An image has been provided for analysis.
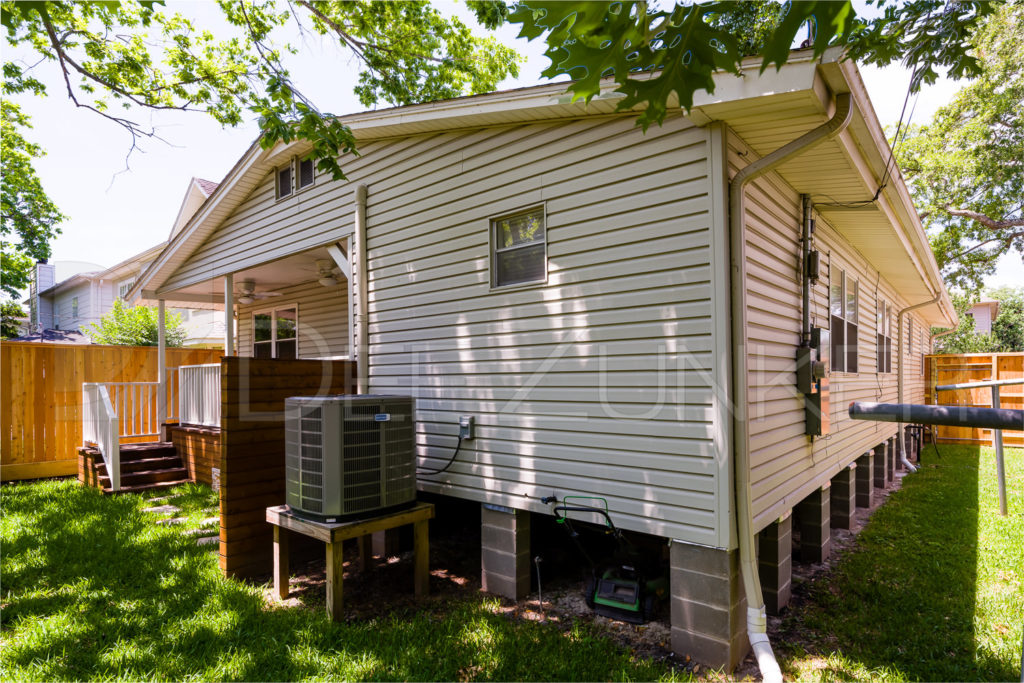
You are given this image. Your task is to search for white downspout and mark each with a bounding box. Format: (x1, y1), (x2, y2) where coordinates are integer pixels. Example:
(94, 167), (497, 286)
(896, 294), (942, 472)
(354, 184), (369, 394)
(729, 92), (853, 683)
(224, 273), (235, 356)
(157, 299), (167, 433)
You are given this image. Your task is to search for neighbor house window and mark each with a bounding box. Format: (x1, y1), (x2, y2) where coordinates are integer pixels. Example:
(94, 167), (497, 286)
(830, 268), (858, 372)
(877, 299), (892, 373)
(276, 164), (293, 199)
(118, 279), (135, 300)
(253, 305), (297, 359)
(298, 157), (315, 190)
(492, 207), (546, 288)
(71, 297), (79, 320)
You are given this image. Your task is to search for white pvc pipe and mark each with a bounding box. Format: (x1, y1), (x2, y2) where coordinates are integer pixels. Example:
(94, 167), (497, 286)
(896, 294), (941, 472)
(729, 92), (853, 683)
(157, 299), (167, 433)
(224, 273), (235, 356)
(354, 185), (369, 394)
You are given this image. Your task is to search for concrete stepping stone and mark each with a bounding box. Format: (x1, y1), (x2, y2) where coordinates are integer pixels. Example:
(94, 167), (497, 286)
(199, 516), (219, 527)
(183, 527), (219, 537)
(156, 517), (186, 526)
(143, 504), (180, 515)
(148, 496), (171, 504)
(196, 535), (219, 546)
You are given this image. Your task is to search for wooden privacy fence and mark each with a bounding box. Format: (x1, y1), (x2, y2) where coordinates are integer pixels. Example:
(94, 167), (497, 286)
(925, 352), (1024, 447)
(1, 342), (223, 481)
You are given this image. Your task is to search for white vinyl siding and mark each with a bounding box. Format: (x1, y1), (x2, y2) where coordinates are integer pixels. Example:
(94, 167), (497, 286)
(236, 280), (349, 358)
(163, 151), (356, 291)
(166, 113), (727, 546)
(359, 115), (725, 545)
(730, 129), (931, 532)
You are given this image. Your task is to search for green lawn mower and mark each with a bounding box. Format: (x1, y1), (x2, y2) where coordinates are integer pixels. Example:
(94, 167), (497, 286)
(543, 496), (668, 624)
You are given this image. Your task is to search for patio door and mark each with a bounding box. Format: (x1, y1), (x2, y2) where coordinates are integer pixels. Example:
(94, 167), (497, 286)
(253, 305), (297, 359)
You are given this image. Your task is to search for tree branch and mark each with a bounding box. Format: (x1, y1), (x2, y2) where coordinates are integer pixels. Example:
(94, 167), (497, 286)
(950, 230), (1024, 260)
(944, 206), (1024, 229)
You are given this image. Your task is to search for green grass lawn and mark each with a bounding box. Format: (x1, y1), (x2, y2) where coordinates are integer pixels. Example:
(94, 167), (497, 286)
(777, 445), (1024, 682)
(0, 480), (683, 682)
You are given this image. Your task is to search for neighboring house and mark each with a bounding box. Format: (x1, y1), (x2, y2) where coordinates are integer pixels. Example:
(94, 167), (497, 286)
(26, 178), (226, 347)
(966, 299), (999, 335)
(129, 49), (955, 671)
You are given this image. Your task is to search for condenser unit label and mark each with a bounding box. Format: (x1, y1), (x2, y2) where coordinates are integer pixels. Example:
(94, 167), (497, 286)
(374, 413), (391, 422)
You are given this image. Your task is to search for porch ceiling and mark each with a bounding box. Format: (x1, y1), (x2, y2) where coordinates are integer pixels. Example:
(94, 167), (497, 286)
(146, 246), (344, 305)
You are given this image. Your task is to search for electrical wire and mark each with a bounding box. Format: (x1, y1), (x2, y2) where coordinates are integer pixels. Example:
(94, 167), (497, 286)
(813, 69), (921, 211)
(416, 436), (463, 476)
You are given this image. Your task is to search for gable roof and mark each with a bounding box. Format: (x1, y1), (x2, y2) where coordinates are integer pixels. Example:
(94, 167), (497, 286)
(127, 48), (955, 326)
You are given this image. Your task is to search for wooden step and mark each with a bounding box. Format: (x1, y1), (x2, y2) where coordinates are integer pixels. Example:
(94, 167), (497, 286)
(95, 455), (183, 475)
(105, 478), (193, 495)
(100, 467), (189, 488)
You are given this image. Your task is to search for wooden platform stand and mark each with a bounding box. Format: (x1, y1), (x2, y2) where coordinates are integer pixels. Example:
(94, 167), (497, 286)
(266, 501), (435, 621)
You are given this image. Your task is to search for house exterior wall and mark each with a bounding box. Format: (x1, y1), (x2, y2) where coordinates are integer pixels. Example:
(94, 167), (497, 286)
(728, 129), (932, 531)
(53, 281), (103, 333)
(163, 160), (357, 292)
(182, 113), (732, 547)
(361, 115), (730, 546)
(235, 280), (350, 359)
(178, 308), (227, 347)
(967, 302), (996, 335)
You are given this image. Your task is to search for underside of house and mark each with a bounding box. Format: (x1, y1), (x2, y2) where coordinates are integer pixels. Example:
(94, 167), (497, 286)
(80, 47), (956, 672)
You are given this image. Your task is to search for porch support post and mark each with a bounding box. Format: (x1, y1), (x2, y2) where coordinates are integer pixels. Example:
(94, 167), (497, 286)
(157, 299), (167, 430)
(224, 273), (234, 355)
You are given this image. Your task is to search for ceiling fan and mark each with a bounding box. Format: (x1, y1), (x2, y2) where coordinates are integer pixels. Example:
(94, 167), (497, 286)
(316, 259), (339, 287)
(236, 279), (282, 305)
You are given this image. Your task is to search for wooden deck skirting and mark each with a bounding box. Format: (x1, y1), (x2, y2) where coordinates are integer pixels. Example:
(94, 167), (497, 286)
(219, 357), (356, 580)
(171, 424), (221, 487)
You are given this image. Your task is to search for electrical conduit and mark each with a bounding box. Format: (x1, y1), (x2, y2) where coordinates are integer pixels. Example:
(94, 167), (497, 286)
(729, 92), (853, 683)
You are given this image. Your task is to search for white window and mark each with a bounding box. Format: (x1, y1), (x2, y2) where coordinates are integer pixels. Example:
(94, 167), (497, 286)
(877, 299), (892, 373)
(276, 164), (293, 200)
(71, 297), (79, 320)
(491, 207), (546, 288)
(252, 305), (298, 359)
(118, 279), (135, 300)
(829, 268), (858, 373)
(297, 157), (315, 190)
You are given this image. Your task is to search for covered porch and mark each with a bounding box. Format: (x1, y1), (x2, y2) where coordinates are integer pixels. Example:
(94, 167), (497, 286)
(80, 241), (361, 576)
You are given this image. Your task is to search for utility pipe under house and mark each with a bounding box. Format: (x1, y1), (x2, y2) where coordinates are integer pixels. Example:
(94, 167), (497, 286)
(729, 91), (853, 683)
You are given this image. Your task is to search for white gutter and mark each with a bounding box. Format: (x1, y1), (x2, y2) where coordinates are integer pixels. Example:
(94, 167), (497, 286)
(354, 185), (369, 394)
(896, 293), (943, 472)
(729, 91), (854, 683)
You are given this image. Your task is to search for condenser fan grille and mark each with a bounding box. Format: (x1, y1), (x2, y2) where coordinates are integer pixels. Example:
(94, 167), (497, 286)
(285, 395), (417, 520)
(286, 405), (324, 513)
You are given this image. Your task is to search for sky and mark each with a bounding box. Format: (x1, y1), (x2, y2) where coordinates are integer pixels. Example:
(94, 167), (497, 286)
(6, 0), (1022, 291)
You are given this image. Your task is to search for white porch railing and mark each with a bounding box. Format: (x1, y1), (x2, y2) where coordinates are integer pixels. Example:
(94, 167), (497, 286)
(82, 383), (121, 491)
(178, 364), (221, 428)
(104, 382), (162, 439)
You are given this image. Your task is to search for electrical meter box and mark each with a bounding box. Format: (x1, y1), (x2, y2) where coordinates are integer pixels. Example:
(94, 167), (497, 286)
(800, 327), (830, 436)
